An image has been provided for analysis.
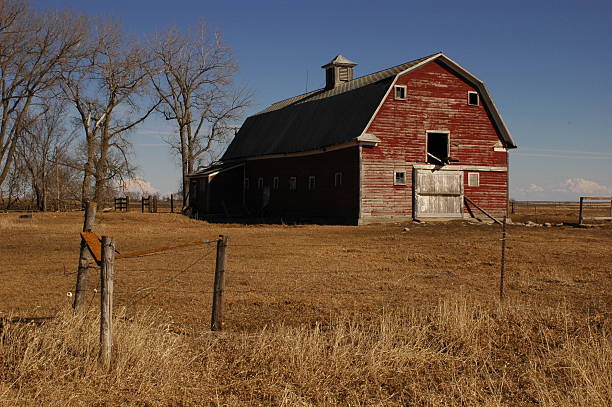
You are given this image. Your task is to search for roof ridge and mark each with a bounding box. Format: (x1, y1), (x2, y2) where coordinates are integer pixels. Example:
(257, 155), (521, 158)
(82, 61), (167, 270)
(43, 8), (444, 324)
(346, 52), (440, 85)
(255, 52), (442, 115)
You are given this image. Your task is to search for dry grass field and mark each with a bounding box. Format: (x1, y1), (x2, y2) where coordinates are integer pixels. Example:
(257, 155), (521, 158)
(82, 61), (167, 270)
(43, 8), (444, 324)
(0, 209), (610, 406)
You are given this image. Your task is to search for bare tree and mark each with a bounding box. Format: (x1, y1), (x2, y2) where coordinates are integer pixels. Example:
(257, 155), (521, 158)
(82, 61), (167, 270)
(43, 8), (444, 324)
(16, 100), (73, 211)
(60, 19), (158, 205)
(0, 2), (88, 190)
(0, 153), (27, 209)
(150, 22), (251, 210)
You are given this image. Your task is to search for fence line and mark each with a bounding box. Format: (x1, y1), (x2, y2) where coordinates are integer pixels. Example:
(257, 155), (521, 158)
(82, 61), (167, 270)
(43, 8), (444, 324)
(64, 218), (586, 362)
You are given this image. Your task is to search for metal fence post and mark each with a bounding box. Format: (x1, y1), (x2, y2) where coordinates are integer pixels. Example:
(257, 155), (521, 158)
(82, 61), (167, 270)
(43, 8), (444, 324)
(211, 235), (228, 331)
(499, 216), (507, 301)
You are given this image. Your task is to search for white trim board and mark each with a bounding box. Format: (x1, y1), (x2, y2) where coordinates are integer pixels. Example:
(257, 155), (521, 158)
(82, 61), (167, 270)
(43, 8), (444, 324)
(410, 164), (507, 172)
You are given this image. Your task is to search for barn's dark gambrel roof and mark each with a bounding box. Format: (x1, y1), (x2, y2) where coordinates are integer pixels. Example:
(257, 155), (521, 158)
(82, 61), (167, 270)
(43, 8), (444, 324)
(222, 53), (515, 161)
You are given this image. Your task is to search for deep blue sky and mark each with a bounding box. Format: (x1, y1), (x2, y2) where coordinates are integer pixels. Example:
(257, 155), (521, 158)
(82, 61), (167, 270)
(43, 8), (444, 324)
(37, 0), (612, 200)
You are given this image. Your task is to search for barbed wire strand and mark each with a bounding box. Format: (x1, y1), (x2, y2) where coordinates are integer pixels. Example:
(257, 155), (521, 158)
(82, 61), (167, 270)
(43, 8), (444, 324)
(119, 248), (214, 306)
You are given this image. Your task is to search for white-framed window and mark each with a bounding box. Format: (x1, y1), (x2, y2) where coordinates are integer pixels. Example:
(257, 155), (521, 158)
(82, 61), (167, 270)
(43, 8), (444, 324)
(257, 177), (264, 189)
(394, 85), (407, 100)
(244, 177), (250, 190)
(273, 176), (279, 190)
(334, 172), (343, 187)
(468, 172), (480, 187)
(468, 91), (479, 106)
(308, 176), (316, 191)
(289, 176), (297, 191)
(394, 170), (407, 186)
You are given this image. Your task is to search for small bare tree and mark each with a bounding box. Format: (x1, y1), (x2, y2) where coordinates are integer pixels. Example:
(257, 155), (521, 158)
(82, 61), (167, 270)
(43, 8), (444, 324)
(150, 22), (251, 210)
(0, 2), (87, 190)
(16, 100), (74, 211)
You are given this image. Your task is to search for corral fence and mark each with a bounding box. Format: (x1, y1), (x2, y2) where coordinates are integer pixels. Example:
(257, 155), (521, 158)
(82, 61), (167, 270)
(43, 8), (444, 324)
(113, 194), (183, 213)
(578, 196), (612, 225)
(509, 199), (612, 224)
(0, 197), (83, 212)
(0, 195), (183, 213)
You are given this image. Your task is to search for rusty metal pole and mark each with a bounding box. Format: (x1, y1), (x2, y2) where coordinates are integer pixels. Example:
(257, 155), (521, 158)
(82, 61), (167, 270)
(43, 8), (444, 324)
(499, 216), (507, 301)
(578, 197), (584, 225)
(211, 235), (228, 331)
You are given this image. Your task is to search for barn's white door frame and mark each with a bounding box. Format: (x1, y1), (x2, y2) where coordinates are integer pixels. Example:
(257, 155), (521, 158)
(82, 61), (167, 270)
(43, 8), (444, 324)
(413, 168), (464, 218)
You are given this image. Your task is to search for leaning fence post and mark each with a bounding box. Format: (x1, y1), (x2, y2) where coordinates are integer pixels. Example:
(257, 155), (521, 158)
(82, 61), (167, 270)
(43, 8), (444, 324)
(499, 216), (507, 301)
(99, 236), (115, 369)
(73, 201), (97, 310)
(211, 235), (228, 331)
(578, 197), (584, 225)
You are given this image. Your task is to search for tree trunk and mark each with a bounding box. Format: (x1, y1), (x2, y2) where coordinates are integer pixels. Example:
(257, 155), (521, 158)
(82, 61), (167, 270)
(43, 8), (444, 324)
(73, 201), (97, 310)
(81, 132), (96, 205)
(179, 126), (189, 212)
(41, 165), (47, 212)
(94, 130), (111, 204)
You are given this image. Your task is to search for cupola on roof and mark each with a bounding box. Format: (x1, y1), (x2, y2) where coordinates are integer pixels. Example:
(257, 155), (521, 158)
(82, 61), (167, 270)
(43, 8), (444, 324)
(322, 54), (358, 90)
(321, 54), (358, 68)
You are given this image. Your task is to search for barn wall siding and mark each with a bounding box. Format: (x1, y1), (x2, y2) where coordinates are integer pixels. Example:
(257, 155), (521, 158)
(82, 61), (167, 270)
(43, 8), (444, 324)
(245, 147), (360, 223)
(464, 171), (508, 215)
(361, 61), (509, 220)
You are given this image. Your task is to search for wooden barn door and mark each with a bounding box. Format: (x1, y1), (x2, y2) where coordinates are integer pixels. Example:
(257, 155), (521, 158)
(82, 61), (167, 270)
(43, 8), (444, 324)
(414, 169), (463, 218)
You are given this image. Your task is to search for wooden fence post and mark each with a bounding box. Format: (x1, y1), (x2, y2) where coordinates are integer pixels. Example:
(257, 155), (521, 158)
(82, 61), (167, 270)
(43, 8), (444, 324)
(578, 197), (584, 225)
(170, 194), (174, 213)
(73, 201), (97, 310)
(141, 196), (145, 213)
(99, 236), (115, 369)
(499, 216), (507, 301)
(150, 196), (157, 213)
(211, 235), (228, 331)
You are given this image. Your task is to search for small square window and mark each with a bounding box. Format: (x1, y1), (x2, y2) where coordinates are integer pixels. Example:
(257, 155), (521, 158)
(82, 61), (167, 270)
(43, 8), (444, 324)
(308, 176), (316, 191)
(468, 91), (479, 106)
(394, 85), (407, 100)
(244, 178), (250, 190)
(257, 177), (264, 189)
(468, 172), (480, 187)
(273, 176), (279, 190)
(394, 170), (406, 186)
(334, 172), (343, 187)
(289, 176), (297, 191)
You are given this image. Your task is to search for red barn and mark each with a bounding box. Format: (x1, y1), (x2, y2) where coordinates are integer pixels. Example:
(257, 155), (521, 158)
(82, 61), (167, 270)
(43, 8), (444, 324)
(188, 52), (516, 224)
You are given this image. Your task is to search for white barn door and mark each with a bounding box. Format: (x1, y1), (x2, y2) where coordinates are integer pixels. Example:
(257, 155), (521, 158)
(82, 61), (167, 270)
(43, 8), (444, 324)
(414, 169), (464, 218)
